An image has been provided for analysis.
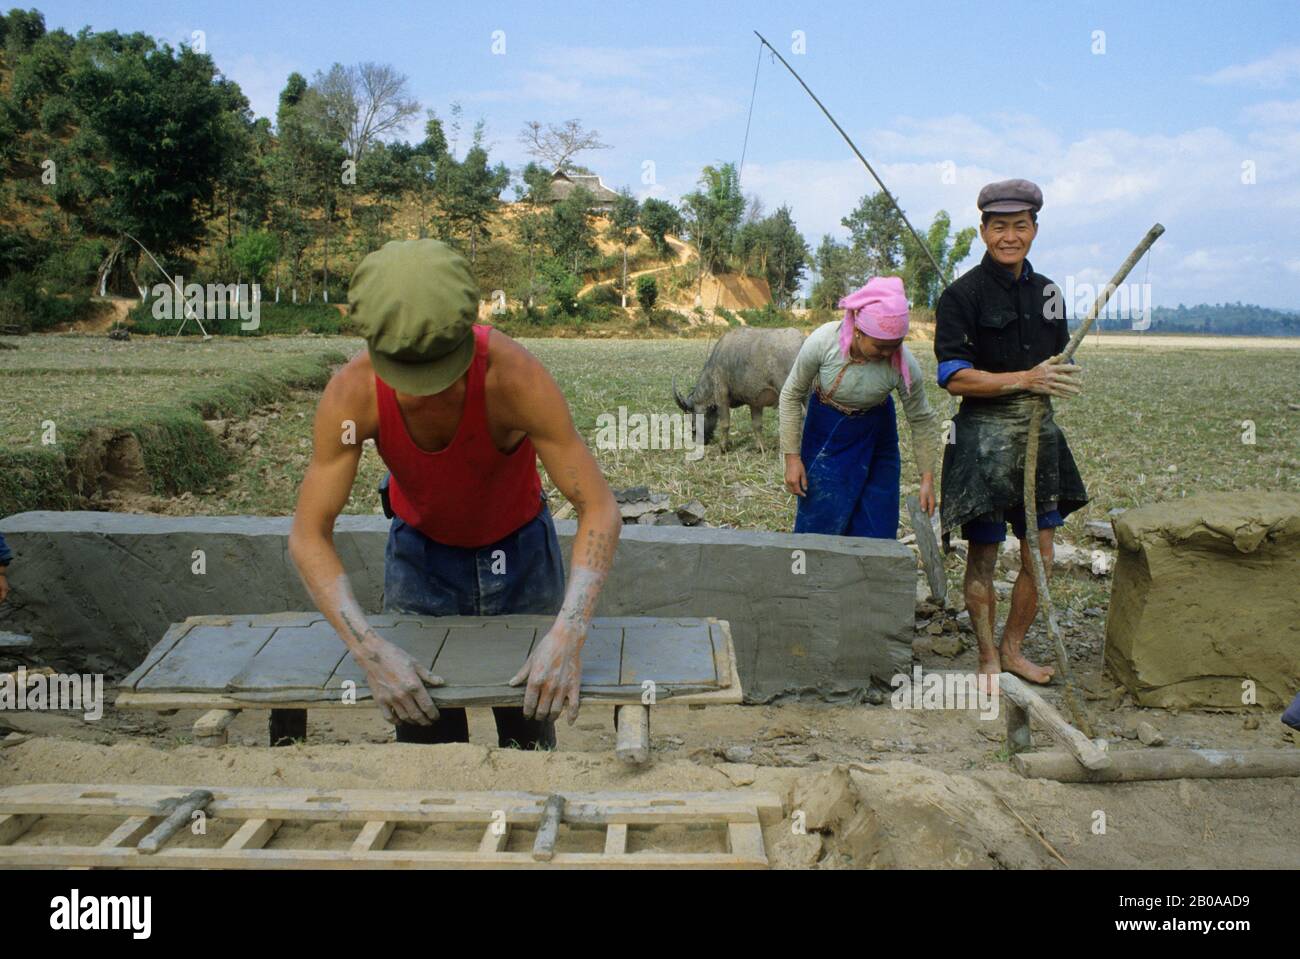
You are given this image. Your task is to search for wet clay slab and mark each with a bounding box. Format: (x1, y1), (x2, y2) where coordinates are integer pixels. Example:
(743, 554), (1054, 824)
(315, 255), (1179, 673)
(119, 613), (736, 705)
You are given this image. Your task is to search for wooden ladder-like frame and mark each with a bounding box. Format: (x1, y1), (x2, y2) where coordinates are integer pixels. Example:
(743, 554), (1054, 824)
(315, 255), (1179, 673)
(0, 784), (782, 869)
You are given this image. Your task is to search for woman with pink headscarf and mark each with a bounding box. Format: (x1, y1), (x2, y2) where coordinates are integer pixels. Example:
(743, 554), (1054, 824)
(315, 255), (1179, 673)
(777, 277), (940, 537)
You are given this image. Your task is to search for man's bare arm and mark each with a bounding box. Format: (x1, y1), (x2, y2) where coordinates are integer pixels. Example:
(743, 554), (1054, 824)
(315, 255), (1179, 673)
(288, 366), (441, 725)
(498, 338), (621, 722)
(945, 359), (1081, 399)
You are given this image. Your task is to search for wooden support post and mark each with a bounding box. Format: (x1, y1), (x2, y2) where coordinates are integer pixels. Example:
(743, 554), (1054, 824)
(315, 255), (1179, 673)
(999, 673), (1110, 770)
(351, 820), (394, 854)
(727, 822), (766, 862)
(531, 794), (565, 862)
(1005, 699), (1032, 755)
(225, 818), (281, 851)
(604, 823), (628, 856)
(193, 709), (238, 747)
(1015, 747), (1300, 783)
(615, 704), (650, 764)
(100, 816), (157, 849)
(138, 789), (213, 855)
(478, 821), (509, 854)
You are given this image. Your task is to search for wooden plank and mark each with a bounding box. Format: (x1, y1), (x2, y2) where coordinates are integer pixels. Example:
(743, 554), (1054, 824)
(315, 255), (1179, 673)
(532, 795), (565, 862)
(727, 822), (766, 862)
(478, 822), (509, 854)
(603, 823), (628, 856)
(0, 813), (38, 845)
(615, 705), (650, 764)
(226, 818), (281, 850)
(100, 816), (157, 849)
(193, 709), (239, 747)
(999, 673), (1111, 770)
(1014, 748), (1300, 783)
(351, 820), (395, 853)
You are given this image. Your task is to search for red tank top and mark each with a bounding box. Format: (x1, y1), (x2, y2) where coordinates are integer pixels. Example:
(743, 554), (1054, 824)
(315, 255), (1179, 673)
(375, 325), (543, 548)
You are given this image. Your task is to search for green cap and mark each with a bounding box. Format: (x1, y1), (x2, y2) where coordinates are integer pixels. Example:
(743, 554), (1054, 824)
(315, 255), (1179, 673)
(349, 239), (479, 396)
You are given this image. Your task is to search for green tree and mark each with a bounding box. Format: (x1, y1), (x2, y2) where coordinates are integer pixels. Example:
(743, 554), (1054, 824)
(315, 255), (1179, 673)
(436, 123), (510, 263)
(682, 163), (744, 296)
(902, 209), (975, 308)
(842, 191), (904, 280)
(638, 197), (681, 260)
(636, 274), (658, 311)
(544, 185), (597, 275)
(605, 188), (640, 307)
(810, 235), (856, 310)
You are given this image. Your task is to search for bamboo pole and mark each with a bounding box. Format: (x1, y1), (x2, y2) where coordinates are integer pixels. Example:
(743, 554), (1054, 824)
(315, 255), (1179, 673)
(1021, 224), (1164, 735)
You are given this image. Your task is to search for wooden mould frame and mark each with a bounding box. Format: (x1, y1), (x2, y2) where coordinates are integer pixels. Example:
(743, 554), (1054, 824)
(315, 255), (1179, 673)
(115, 615), (743, 713)
(0, 784), (781, 869)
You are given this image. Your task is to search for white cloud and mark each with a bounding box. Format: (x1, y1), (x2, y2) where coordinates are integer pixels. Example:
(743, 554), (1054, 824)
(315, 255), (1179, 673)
(1200, 45), (1300, 88)
(1241, 98), (1300, 124)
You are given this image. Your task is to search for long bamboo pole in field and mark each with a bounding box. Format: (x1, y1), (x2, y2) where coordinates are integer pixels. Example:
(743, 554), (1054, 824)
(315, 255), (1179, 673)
(1023, 223), (1164, 735)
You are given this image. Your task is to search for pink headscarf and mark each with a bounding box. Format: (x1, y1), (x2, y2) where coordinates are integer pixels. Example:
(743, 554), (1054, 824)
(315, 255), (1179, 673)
(838, 276), (912, 393)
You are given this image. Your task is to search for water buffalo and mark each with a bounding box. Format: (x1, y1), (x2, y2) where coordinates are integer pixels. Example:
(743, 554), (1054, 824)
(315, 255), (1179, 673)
(672, 326), (804, 451)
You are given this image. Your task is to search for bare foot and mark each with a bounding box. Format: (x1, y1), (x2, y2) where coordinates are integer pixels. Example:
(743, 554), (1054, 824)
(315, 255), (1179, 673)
(1001, 650), (1055, 684)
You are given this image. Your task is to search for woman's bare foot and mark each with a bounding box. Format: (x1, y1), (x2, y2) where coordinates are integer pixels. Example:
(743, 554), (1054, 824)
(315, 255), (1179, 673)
(1001, 650), (1055, 684)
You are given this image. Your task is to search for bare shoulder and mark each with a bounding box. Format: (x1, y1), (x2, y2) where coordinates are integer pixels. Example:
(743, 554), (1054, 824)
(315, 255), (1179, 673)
(485, 327), (569, 430)
(318, 350), (378, 436)
(486, 327), (552, 393)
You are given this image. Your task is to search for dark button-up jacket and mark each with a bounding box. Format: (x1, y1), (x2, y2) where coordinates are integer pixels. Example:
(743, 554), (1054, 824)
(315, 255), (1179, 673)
(934, 253), (1068, 384)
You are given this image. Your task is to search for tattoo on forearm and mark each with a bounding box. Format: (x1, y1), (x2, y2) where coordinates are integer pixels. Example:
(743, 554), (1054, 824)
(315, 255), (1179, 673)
(557, 566), (606, 634)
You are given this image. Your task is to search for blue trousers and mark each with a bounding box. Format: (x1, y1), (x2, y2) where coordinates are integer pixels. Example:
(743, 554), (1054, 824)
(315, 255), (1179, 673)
(794, 391), (901, 539)
(382, 499), (566, 747)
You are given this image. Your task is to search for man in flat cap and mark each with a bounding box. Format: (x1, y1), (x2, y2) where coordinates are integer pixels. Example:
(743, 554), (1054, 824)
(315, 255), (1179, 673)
(933, 179), (1087, 685)
(289, 239), (620, 745)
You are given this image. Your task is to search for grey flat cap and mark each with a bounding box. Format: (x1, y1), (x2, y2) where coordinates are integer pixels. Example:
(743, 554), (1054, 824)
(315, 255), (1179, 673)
(977, 178), (1043, 214)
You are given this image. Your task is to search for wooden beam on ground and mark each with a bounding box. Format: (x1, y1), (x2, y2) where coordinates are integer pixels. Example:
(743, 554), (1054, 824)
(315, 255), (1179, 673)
(603, 823), (628, 856)
(1014, 747), (1300, 783)
(351, 820), (394, 854)
(615, 705), (650, 764)
(999, 673), (1111, 770)
(0, 813), (37, 845)
(193, 709), (239, 747)
(138, 789), (213, 855)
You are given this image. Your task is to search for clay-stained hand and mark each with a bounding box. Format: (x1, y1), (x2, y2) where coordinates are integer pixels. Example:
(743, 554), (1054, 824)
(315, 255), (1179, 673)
(784, 454), (808, 497)
(1021, 359), (1082, 398)
(510, 624), (583, 724)
(919, 474), (936, 515)
(357, 634), (443, 726)
(0, 570), (8, 605)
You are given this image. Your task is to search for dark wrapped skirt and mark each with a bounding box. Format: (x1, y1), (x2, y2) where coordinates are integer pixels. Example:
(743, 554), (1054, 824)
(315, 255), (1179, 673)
(939, 394), (1088, 535)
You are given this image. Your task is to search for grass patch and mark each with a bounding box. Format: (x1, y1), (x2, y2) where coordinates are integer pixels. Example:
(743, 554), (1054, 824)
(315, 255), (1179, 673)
(0, 335), (347, 512)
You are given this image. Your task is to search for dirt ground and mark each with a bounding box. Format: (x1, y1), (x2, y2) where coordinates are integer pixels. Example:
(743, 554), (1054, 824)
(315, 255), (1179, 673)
(3, 634), (1297, 869)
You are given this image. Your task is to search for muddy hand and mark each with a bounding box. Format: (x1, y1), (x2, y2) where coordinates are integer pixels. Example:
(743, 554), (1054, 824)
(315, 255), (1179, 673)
(510, 624), (583, 724)
(1022, 358), (1082, 398)
(358, 634), (443, 726)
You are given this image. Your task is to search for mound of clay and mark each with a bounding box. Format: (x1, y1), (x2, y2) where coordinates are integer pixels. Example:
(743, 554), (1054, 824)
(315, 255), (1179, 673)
(1105, 492), (1300, 709)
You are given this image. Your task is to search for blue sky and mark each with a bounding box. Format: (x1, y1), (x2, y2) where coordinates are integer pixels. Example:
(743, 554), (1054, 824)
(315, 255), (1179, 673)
(38, 0), (1300, 308)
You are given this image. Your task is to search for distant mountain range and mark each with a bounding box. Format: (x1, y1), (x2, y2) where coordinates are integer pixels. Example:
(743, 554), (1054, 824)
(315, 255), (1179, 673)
(1087, 303), (1300, 336)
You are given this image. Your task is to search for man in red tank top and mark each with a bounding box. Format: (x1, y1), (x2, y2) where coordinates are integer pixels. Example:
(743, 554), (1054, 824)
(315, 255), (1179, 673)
(289, 240), (621, 746)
